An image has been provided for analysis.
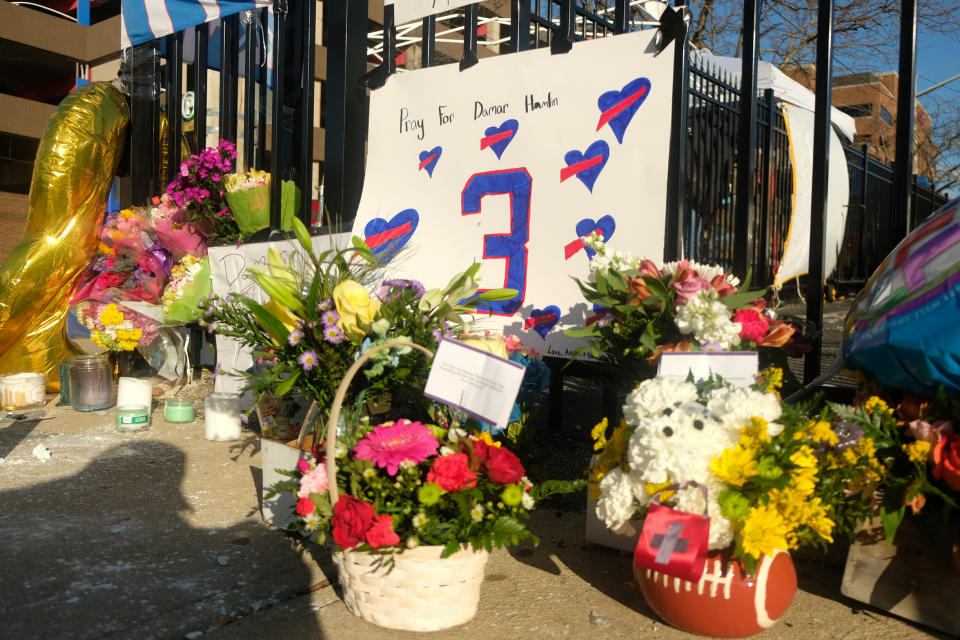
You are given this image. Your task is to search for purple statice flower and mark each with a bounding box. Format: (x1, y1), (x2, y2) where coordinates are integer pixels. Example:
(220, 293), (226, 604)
(321, 310), (339, 326)
(299, 350), (319, 371)
(318, 298), (333, 312)
(213, 363), (222, 379)
(323, 324), (345, 345)
(378, 278), (427, 301)
(288, 329), (304, 346)
(240, 413), (249, 424)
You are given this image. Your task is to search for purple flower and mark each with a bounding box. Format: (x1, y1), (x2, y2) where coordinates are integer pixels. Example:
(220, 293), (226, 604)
(288, 329), (303, 346)
(299, 350), (319, 371)
(318, 298), (333, 311)
(323, 325), (345, 345)
(321, 310), (339, 326)
(240, 413), (249, 424)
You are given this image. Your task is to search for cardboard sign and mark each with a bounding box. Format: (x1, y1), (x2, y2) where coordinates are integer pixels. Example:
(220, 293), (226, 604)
(423, 338), (526, 429)
(351, 29), (674, 359)
(657, 351), (759, 388)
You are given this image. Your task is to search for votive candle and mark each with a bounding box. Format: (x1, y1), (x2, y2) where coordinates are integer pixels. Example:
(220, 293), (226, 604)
(164, 400), (195, 423)
(117, 377), (153, 412)
(204, 392), (242, 441)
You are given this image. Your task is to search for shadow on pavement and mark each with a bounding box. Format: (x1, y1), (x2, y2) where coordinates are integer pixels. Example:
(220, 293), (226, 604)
(0, 441), (325, 639)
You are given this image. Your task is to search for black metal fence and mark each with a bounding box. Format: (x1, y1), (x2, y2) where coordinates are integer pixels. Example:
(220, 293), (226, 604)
(129, 0), (947, 288)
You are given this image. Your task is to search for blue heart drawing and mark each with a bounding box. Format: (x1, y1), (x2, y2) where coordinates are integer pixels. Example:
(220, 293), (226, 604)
(563, 140), (610, 193)
(363, 209), (419, 264)
(597, 77), (651, 144)
(528, 305), (561, 340)
(418, 146), (442, 177)
(575, 215), (617, 259)
(482, 119), (519, 159)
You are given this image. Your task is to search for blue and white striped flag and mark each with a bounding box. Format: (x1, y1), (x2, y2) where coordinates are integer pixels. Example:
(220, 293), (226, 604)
(121, 0), (272, 49)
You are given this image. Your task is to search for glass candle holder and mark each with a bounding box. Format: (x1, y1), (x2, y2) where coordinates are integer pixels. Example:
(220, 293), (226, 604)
(116, 404), (150, 432)
(164, 400), (195, 423)
(0, 372), (46, 411)
(68, 354), (113, 412)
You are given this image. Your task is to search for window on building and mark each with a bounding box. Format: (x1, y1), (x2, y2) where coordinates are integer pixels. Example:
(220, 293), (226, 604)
(880, 106), (893, 125)
(839, 103), (873, 118)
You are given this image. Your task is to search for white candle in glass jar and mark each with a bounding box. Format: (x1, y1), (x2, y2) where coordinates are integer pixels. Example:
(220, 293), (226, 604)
(204, 392), (242, 441)
(117, 377), (153, 412)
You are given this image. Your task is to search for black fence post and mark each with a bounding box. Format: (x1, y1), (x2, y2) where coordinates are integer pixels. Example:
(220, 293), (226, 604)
(663, 2), (688, 262)
(422, 15), (436, 67)
(194, 26), (208, 153)
(510, 0), (530, 53)
(859, 144), (870, 278)
(461, 3), (479, 70)
(613, 0), (629, 34)
(165, 33), (183, 186)
(324, 0), (369, 226)
(243, 10), (257, 170)
(299, 0), (316, 226)
(219, 13), (240, 145)
(803, 0), (835, 384)
(256, 7), (267, 171)
(757, 88), (775, 286)
(733, 0), (759, 278)
(890, 0), (917, 250)
(269, 1), (287, 229)
(130, 41), (161, 205)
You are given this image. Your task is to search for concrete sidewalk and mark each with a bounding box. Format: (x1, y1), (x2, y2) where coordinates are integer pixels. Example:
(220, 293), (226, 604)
(0, 378), (948, 640)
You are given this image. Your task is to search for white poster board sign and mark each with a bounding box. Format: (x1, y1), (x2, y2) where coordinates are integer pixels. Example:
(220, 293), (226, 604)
(386, 0), (476, 24)
(657, 351), (759, 388)
(351, 29), (674, 359)
(207, 234), (350, 395)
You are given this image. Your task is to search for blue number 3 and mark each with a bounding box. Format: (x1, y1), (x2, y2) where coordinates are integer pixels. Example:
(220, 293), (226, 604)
(461, 168), (532, 315)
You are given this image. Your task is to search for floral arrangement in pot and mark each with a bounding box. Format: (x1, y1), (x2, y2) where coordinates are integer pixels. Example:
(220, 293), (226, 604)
(567, 234), (809, 389)
(270, 340), (583, 632)
(589, 371), (884, 637)
(197, 220), (520, 433)
(836, 382), (960, 551)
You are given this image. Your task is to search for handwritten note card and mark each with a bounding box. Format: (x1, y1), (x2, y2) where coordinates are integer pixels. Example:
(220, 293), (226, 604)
(423, 338), (526, 429)
(657, 351), (759, 388)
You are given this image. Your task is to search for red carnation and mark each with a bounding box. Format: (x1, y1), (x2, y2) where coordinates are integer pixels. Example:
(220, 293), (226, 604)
(483, 446), (525, 484)
(296, 497), (316, 516)
(933, 431), (960, 492)
(734, 308), (771, 344)
(427, 453), (477, 491)
(331, 495), (376, 549)
(365, 514), (401, 549)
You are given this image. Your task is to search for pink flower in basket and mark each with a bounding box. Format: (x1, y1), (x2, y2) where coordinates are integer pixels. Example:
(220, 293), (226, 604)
(353, 419), (439, 475)
(297, 462), (329, 499)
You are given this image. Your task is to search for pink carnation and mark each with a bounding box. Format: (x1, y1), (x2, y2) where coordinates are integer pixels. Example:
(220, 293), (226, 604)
(297, 462), (329, 499)
(354, 419), (439, 476)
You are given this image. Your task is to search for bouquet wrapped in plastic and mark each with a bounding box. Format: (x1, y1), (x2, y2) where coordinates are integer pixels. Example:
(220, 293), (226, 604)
(149, 193), (207, 259)
(224, 169), (270, 235)
(162, 254), (211, 323)
(74, 300), (159, 351)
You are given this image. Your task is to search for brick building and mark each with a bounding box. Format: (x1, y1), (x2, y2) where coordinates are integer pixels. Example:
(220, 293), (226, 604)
(783, 64), (936, 181)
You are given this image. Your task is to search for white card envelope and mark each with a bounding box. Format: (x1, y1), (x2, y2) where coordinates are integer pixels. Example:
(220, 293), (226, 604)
(424, 338), (526, 429)
(657, 351), (759, 388)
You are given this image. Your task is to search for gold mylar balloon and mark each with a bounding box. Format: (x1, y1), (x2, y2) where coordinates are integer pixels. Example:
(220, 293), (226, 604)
(0, 82), (129, 389)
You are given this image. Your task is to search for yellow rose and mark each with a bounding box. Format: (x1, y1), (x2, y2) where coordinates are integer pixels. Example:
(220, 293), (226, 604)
(333, 280), (381, 338)
(458, 333), (508, 359)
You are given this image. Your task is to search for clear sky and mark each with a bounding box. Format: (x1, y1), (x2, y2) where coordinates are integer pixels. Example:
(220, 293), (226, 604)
(916, 28), (960, 103)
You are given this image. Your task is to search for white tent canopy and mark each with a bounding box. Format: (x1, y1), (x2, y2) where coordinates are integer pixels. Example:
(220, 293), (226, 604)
(692, 51), (857, 140)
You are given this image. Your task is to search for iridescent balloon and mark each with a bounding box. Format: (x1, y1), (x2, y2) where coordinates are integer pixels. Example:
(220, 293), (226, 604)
(844, 197), (960, 395)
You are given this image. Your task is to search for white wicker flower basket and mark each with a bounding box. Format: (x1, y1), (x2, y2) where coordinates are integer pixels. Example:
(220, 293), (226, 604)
(321, 340), (489, 632)
(333, 544), (488, 631)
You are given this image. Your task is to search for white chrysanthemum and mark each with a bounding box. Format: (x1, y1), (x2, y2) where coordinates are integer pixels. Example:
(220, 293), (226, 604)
(470, 504), (484, 523)
(412, 513), (428, 529)
(521, 491), (535, 510)
(707, 386), (783, 436)
(623, 377), (699, 426)
(627, 404), (730, 489)
(675, 292), (742, 349)
(596, 467), (637, 531)
(673, 481), (734, 550)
